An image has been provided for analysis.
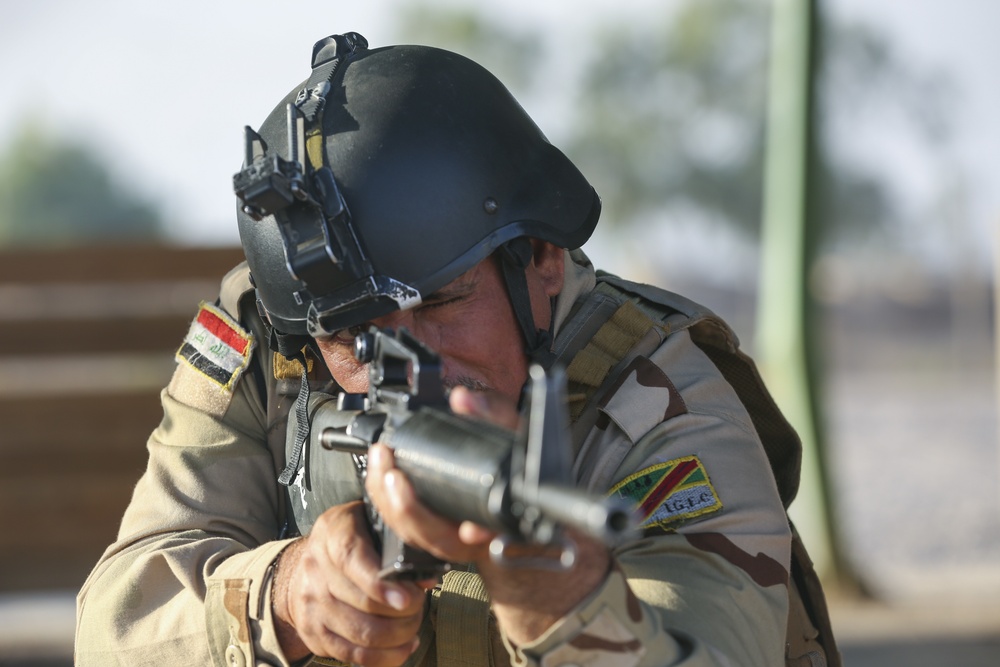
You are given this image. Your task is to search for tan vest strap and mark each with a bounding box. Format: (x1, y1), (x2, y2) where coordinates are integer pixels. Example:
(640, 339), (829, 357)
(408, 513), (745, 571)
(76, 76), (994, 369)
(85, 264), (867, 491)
(434, 570), (495, 667)
(565, 299), (654, 421)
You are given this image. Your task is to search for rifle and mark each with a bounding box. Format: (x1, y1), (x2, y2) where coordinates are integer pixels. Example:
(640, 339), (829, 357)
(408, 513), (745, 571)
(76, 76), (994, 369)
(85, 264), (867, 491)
(292, 327), (637, 580)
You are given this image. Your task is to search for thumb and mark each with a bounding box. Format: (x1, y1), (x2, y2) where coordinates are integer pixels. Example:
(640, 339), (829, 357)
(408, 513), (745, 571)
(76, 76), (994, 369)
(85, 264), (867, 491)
(449, 386), (520, 430)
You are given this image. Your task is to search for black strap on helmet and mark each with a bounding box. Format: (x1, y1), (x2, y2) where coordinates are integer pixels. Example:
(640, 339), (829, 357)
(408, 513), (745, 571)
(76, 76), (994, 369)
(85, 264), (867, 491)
(235, 32), (392, 340)
(497, 238), (556, 369)
(255, 294), (319, 490)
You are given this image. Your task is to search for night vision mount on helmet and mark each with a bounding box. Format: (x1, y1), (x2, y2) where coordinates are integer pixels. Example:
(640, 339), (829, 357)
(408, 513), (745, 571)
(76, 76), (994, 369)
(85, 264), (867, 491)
(234, 32), (601, 362)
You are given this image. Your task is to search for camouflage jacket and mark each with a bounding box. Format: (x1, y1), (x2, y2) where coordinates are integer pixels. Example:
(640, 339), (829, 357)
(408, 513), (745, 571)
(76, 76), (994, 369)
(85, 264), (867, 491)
(75, 250), (835, 666)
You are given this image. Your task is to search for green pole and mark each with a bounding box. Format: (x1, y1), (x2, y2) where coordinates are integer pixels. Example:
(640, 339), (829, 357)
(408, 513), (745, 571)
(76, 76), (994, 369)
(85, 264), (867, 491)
(756, 0), (839, 580)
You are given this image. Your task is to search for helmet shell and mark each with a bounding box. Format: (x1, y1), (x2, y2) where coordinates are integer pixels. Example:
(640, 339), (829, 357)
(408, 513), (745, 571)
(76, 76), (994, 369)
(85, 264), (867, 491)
(238, 40), (600, 336)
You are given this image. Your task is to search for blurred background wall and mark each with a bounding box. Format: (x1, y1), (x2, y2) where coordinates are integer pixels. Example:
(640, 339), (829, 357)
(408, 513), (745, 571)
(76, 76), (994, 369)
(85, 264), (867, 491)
(1, 0), (998, 664)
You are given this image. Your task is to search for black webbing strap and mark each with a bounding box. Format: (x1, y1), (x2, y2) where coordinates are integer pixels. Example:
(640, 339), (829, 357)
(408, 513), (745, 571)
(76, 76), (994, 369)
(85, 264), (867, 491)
(497, 239), (556, 368)
(273, 329), (314, 489)
(299, 33), (368, 122)
(277, 360), (311, 489)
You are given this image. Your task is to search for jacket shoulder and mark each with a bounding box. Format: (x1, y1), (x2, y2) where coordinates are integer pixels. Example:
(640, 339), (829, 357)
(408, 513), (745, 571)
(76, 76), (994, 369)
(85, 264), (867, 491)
(595, 271), (741, 351)
(217, 261), (256, 323)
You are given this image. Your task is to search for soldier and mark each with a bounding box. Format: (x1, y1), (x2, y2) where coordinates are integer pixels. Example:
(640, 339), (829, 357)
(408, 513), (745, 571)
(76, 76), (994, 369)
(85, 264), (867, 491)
(76, 33), (839, 666)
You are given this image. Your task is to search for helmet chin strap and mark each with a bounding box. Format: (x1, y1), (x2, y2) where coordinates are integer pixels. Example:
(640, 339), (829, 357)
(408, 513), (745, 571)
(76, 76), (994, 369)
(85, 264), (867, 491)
(497, 238), (557, 370)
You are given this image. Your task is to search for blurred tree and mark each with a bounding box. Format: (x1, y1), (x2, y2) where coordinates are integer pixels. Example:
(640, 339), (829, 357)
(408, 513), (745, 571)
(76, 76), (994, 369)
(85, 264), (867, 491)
(0, 122), (163, 245)
(567, 0), (770, 235)
(391, 0), (949, 253)
(567, 0), (907, 246)
(818, 10), (954, 252)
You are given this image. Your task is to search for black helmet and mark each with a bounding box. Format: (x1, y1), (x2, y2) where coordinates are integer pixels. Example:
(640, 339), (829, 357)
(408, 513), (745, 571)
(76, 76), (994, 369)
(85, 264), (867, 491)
(234, 33), (600, 342)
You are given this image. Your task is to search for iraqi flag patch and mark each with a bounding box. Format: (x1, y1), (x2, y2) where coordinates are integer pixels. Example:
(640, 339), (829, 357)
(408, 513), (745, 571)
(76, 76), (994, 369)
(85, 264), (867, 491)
(609, 456), (722, 530)
(176, 303), (254, 391)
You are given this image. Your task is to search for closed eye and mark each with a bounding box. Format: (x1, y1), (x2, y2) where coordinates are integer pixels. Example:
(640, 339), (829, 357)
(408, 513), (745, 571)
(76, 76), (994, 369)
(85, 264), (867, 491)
(330, 324), (367, 344)
(418, 294), (465, 311)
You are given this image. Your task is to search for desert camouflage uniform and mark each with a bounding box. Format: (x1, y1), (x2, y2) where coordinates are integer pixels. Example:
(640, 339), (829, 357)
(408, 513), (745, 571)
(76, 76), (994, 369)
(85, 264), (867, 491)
(76, 250), (836, 666)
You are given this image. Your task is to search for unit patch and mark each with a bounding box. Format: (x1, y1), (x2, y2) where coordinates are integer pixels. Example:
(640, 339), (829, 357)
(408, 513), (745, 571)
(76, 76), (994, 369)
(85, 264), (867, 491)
(273, 350), (314, 380)
(609, 456), (722, 530)
(176, 303), (254, 390)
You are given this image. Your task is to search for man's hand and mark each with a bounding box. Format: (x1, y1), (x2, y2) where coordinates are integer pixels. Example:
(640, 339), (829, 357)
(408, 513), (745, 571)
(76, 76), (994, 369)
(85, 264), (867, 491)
(365, 386), (612, 647)
(271, 500), (432, 666)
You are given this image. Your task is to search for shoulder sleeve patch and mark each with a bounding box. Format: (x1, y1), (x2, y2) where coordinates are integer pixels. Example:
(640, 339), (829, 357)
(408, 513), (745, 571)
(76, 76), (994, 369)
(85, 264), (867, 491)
(176, 302), (255, 391)
(609, 455), (722, 530)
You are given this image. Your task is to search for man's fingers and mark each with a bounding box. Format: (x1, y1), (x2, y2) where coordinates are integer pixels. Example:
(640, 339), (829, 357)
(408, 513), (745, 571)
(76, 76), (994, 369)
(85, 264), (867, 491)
(298, 613), (422, 667)
(282, 502), (428, 667)
(449, 385), (520, 429)
(367, 445), (486, 562)
(309, 501), (424, 616)
(458, 520), (495, 546)
(291, 587), (422, 652)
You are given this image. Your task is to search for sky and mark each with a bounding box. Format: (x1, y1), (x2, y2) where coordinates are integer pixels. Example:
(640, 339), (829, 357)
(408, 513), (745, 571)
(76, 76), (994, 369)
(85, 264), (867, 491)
(1, 0), (997, 280)
(0, 0), (662, 247)
(826, 0), (1000, 276)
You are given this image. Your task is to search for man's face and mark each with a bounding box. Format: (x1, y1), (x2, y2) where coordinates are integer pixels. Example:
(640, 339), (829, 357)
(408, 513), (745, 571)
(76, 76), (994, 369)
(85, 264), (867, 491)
(315, 242), (565, 402)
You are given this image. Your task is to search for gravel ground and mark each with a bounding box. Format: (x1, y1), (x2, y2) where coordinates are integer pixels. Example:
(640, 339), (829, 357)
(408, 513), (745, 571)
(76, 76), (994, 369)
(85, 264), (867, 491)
(827, 368), (1000, 604)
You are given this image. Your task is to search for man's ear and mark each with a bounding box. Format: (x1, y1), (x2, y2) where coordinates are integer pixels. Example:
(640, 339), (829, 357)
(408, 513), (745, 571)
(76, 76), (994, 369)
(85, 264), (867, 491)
(530, 240), (565, 297)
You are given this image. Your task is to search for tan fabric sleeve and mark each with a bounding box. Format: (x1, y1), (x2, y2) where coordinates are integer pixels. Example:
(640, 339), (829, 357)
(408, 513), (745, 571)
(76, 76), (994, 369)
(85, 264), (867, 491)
(501, 326), (792, 666)
(503, 566), (684, 667)
(499, 528), (787, 667)
(76, 343), (299, 665)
